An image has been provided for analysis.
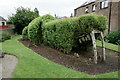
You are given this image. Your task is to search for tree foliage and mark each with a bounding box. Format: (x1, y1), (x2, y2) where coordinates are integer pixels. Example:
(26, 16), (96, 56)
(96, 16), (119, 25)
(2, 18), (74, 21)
(8, 7), (39, 34)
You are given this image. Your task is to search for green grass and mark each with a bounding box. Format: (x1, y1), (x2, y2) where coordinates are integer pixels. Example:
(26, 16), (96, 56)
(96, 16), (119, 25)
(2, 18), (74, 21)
(96, 40), (120, 52)
(0, 35), (119, 78)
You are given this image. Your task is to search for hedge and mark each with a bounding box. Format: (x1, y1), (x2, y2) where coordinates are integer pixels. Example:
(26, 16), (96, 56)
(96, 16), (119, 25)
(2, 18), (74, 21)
(42, 18), (79, 53)
(42, 14), (107, 53)
(22, 26), (28, 40)
(105, 29), (120, 45)
(22, 14), (107, 53)
(0, 33), (11, 42)
(27, 14), (55, 43)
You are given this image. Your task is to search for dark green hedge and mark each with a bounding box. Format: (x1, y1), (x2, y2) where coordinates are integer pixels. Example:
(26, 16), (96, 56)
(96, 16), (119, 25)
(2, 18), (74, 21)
(105, 29), (120, 45)
(0, 33), (11, 42)
(27, 14), (55, 43)
(42, 14), (107, 53)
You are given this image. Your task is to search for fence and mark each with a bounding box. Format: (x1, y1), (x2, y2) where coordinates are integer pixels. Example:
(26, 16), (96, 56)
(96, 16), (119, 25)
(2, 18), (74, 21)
(0, 25), (14, 34)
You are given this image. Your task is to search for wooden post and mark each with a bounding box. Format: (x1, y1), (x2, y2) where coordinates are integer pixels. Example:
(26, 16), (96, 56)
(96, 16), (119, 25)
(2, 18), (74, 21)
(0, 51), (2, 58)
(100, 32), (106, 61)
(91, 31), (98, 64)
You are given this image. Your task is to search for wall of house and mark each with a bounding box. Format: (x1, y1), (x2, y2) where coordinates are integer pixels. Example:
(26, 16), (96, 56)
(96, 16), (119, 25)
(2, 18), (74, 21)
(118, 1), (120, 29)
(74, 1), (119, 34)
(109, 2), (119, 32)
(0, 21), (7, 26)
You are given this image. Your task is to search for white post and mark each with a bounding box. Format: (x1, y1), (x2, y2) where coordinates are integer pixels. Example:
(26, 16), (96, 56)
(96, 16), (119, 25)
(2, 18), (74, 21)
(91, 31), (98, 64)
(0, 51), (2, 58)
(0, 51), (2, 79)
(100, 32), (106, 61)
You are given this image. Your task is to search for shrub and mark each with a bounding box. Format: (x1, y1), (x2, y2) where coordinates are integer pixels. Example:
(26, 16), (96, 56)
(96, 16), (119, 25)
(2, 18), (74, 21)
(23, 13), (107, 53)
(22, 26), (28, 40)
(28, 14), (55, 43)
(28, 16), (42, 43)
(42, 14), (107, 53)
(105, 29), (120, 45)
(43, 18), (79, 53)
(8, 7), (39, 34)
(0, 33), (11, 42)
(77, 14), (97, 35)
(97, 15), (107, 31)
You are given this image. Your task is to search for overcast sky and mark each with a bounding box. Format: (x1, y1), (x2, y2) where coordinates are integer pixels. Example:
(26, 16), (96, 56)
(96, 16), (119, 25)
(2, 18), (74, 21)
(0, 0), (88, 19)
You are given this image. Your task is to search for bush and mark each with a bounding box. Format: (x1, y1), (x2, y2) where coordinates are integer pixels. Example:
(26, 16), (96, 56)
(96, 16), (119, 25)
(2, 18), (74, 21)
(22, 14), (107, 53)
(28, 14), (55, 43)
(97, 15), (107, 31)
(0, 33), (11, 42)
(77, 14), (97, 35)
(43, 14), (107, 53)
(22, 26), (28, 40)
(43, 18), (79, 53)
(105, 29), (120, 45)
(8, 7), (39, 34)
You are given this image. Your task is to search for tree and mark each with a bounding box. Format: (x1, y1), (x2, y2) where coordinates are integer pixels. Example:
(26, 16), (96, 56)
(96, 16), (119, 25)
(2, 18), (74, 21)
(8, 7), (39, 34)
(34, 8), (39, 16)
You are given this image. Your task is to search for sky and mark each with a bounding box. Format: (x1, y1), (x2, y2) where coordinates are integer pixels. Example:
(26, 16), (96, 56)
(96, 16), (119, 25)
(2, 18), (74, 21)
(0, 0), (88, 19)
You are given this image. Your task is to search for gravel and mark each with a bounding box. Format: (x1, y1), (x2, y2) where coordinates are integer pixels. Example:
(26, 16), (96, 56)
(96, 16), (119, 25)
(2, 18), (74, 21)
(0, 54), (18, 78)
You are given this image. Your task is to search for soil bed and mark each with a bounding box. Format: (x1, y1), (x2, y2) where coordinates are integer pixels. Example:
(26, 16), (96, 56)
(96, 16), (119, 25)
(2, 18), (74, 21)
(19, 39), (120, 75)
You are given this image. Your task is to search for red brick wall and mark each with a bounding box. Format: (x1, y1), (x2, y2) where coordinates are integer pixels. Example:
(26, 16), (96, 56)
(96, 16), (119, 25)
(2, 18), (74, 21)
(0, 25), (15, 34)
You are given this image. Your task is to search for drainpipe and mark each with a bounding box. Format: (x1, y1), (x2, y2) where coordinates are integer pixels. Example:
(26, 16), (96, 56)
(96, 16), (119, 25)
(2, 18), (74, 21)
(74, 9), (76, 17)
(108, 1), (112, 33)
(118, 1), (120, 29)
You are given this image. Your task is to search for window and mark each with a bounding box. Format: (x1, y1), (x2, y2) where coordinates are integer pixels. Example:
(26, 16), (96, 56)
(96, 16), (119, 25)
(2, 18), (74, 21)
(85, 7), (89, 13)
(100, 0), (109, 9)
(104, 0), (109, 8)
(92, 4), (96, 12)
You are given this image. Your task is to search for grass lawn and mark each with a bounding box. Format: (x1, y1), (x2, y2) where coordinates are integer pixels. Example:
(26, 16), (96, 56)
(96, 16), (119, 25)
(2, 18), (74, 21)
(96, 40), (120, 53)
(0, 35), (119, 78)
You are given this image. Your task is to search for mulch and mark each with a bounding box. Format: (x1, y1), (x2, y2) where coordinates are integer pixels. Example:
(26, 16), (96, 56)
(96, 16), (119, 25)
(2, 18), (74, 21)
(19, 39), (120, 75)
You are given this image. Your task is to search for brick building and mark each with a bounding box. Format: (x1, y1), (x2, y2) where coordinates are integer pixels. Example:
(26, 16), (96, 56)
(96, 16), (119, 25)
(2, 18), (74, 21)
(74, 0), (120, 34)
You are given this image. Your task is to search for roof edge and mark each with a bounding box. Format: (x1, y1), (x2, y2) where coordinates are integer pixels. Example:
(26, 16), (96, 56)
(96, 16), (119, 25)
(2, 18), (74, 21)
(75, 2), (95, 10)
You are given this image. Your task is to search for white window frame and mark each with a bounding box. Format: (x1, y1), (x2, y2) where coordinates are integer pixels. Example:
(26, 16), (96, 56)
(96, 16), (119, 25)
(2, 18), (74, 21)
(104, 0), (109, 8)
(85, 7), (89, 13)
(92, 4), (96, 12)
(100, 0), (109, 9)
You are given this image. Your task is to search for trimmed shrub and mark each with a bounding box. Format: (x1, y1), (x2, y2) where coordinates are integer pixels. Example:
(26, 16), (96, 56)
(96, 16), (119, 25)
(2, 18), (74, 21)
(97, 15), (107, 31)
(28, 14), (55, 43)
(22, 26), (28, 40)
(0, 33), (11, 42)
(22, 13), (107, 53)
(41, 14), (56, 23)
(42, 14), (107, 53)
(42, 18), (79, 53)
(105, 29), (120, 45)
(77, 14), (97, 35)
(28, 16), (42, 42)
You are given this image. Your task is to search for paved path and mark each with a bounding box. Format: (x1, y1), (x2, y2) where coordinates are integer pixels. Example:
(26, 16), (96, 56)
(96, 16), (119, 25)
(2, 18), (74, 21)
(0, 54), (18, 78)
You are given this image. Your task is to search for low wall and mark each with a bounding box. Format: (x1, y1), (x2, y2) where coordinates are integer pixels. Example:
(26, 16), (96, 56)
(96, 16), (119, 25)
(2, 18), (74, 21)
(0, 28), (14, 34)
